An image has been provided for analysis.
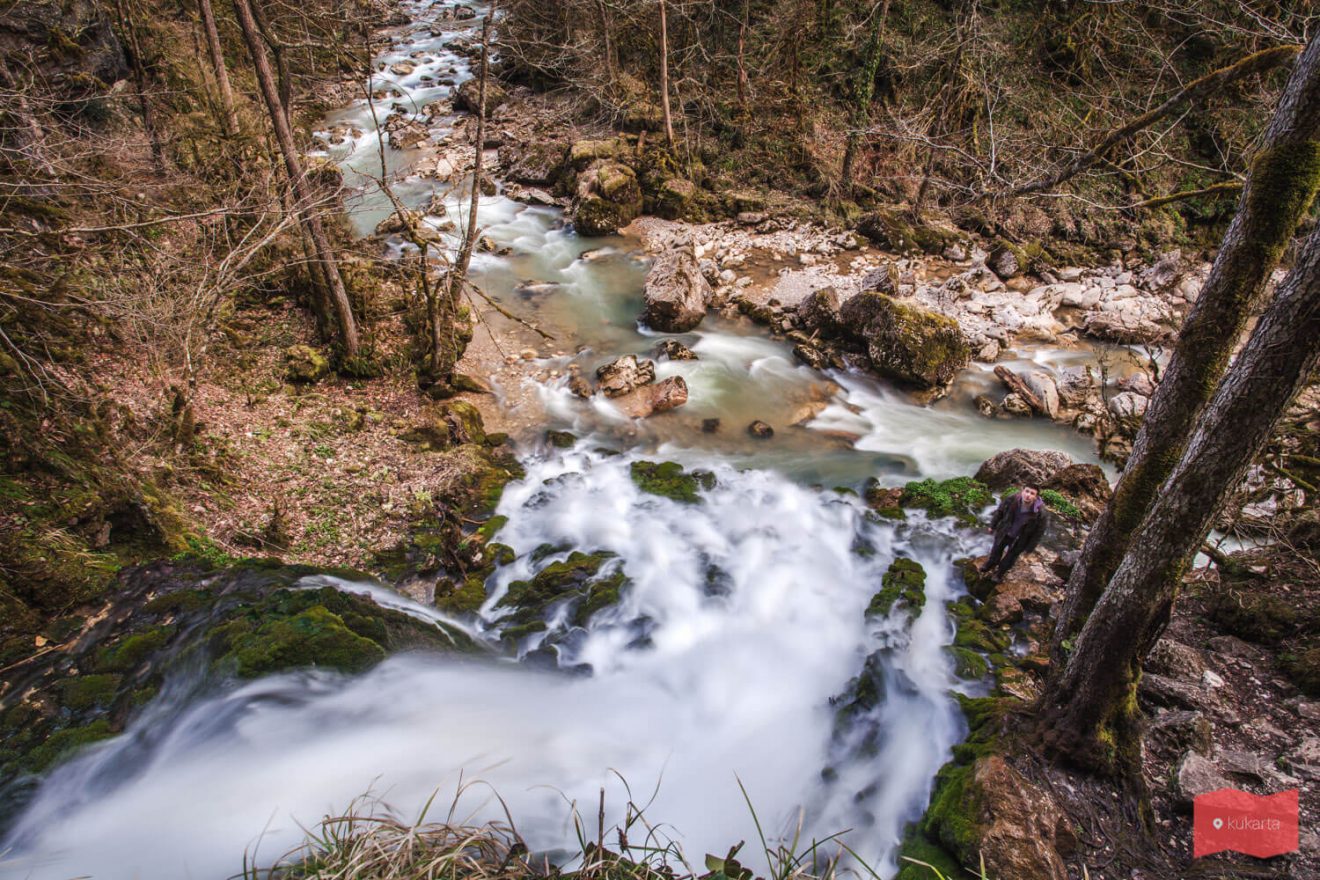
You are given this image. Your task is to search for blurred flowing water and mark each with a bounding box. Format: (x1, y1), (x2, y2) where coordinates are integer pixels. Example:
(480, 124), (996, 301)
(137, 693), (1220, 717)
(0, 2), (1110, 878)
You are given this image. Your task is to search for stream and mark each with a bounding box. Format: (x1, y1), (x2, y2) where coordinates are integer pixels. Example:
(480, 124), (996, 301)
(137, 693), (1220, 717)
(0, 2), (1111, 878)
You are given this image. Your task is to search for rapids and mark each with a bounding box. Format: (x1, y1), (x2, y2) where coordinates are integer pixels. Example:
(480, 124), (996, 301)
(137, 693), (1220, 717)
(0, 1), (1111, 878)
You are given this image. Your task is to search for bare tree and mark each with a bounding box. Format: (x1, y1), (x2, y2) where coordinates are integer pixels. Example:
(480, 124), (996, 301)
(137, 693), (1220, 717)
(231, 0), (361, 359)
(659, 0), (674, 146)
(1053, 32), (1320, 652)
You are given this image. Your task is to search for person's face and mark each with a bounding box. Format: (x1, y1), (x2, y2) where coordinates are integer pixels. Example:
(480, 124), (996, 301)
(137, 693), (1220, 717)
(1020, 487), (1039, 505)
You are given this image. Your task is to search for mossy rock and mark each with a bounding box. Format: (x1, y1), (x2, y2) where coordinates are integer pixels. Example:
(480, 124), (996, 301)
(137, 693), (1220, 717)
(91, 626), (172, 673)
(284, 344), (330, 384)
(1205, 583), (1303, 645)
(545, 429), (576, 449)
(856, 208), (968, 255)
(568, 138), (625, 170)
(58, 673), (123, 711)
(952, 615), (1012, 655)
(573, 160), (642, 236)
(211, 605), (387, 677)
(858, 295), (971, 390)
(403, 400), (487, 450)
(630, 460), (716, 504)
(495, 550), (629, 631)
(947, 646), (990, 680)
(900, 477), (992, 526)
(866, 557), (927, 620)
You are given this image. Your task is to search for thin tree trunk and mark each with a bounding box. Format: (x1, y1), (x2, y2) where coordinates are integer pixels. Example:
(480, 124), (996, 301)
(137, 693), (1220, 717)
(659, 0), (674, 147)
(736, 0), (749, 111)
(1008, 44), (1300, 197)
(1052, 33), (1320, 654)
(198, 0), (240, 138)
(1040, 220), (1320, 773)
(596, 0), (614, 84)
(248, 0), (294, 127)
(113, 0), (165, 170)
(841, 0), (890, 193)
(232, 0), (360, 357)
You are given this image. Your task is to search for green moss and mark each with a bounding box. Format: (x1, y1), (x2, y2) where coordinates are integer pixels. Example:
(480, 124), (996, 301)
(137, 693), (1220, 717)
(1007, 486), (1081, 518)
(92, 626), (171, 673)
(900, 477), (992, 525)
(476, 515), (509, 542)
(952, 617), (1011, 654)
(630, 460), (716, 504)
(1205, 583), (1302, 644)
(27, 720), (116, 772)
(435, 573), (490, 615)
(947, 646), (990, 680)
(866, 557), (927, 619)
(58, 674), (122, 711)
(212, 605), (386, 678)
(893, 825), (965, 880)
(143, 588), (214, 616)
(496, 551), (630, 631)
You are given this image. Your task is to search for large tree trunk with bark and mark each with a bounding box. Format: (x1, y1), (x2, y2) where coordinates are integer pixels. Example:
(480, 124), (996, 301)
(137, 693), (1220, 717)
(231, 0), (360, 358)
(1039, 221), (1320, 773)
(1052, 33), (1320, 653)
(198, 0), (240, 139)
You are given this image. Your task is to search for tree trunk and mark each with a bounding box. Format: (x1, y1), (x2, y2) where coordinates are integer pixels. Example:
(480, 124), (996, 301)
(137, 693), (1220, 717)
(1039, 220), (1320, 773)
(197, 0), (240, 138)
(1052, 33), (1320, 653)
(113, 0), (164, 170)
(659, 0), (674, 147)
(232, 0), (360, 358)
(248, 0), (293, 127)
(841, 0), (890, 193)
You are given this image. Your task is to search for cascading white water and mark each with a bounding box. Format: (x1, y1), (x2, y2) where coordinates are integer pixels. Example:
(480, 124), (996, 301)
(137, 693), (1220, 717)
(0, 448), (974, 880)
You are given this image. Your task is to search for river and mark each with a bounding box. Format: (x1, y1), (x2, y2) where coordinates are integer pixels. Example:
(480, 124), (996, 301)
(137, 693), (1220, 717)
(0, 2), (1109, 878)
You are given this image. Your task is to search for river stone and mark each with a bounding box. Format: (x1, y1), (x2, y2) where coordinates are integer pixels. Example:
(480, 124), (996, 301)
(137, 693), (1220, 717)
(796, 286), (842, 334)
(859, 296), (971, 390)
(499, 140), (568, 184)
(654, 338), (697, 361)
(642, 248), (711, 332)
(975, 449), (1073, 489)
(1147, 709), (1213, 756)
(573, 160), (642, 236)
(1023, 371), (1060, 419)
(986, 244), (1021, 279)
(595, 354), (655, 398)
(1147, 639), (1206, 681)
(611, 376), (689, 418)
(383, 114), (430, 150)
(859, 264), (899, 296)
(1108, 391), (1149, 421)
(747, 420), (774, 438)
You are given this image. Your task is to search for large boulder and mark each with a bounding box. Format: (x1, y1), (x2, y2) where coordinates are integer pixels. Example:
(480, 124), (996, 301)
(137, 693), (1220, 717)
(859, 296), (971, 390)
(641, 249), (711, 332)
(595, 354), (656, 398)
(965, 755), (1072, 880)
(975, 449), (1073, 488)
(452, 77), (507, 117)
(572, 160), (642, 236)
(1043, 463), (1111, 520)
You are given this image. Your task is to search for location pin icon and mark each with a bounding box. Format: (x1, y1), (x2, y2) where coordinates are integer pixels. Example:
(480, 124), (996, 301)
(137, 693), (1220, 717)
(1213, 818), (1224, 830)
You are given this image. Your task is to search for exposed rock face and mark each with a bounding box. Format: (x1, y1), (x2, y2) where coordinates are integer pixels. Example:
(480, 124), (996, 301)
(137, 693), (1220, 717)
(974, 449), (1073, 489)
(452, 77), (507, 117)
(1043, 464), (1111, 520)
(970, 755), (1072, 880)
(642, 248), (711, 332)
(573, 160), (642, 236)
(595, 354), (655, 397)
(1176, 752), (1231, 806)
(747, 420), (774, 438)
(846, 294), (970, 390)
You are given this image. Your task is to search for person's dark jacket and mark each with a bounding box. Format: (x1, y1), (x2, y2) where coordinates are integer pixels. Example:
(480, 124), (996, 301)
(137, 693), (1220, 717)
(989, 492), (1049, 554)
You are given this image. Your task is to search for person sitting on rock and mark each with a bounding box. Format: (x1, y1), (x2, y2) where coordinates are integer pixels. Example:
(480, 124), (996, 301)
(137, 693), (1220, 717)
(980, 484), (1049, 581)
